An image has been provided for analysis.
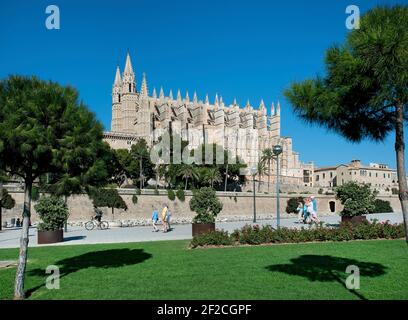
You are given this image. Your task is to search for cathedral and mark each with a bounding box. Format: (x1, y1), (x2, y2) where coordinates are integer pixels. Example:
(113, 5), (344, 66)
(103, 53), (313, 186)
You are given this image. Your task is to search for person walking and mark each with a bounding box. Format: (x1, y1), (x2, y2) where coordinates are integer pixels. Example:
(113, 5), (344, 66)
(296, 201), (304, 223)
(302, 199), (309, 224)
(161, 205), (168, 232)
(311, 196), (318, 215)
(167, 209), (172, 231)
(305, 197), (320, 225)
(152, 208), (159, 232)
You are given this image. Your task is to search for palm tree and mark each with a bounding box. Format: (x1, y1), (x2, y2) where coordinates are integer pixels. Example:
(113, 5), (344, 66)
(131, 140), (149, 189)
(257, 160), (268, 193)
(204, 167), (222, 188)
(262, 148), (274, 193)
(156, 164), (167, 189)
(178, 164), (198, 190)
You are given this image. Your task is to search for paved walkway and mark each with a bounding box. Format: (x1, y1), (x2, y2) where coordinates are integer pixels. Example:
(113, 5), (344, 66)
(0, 212), (402, 249)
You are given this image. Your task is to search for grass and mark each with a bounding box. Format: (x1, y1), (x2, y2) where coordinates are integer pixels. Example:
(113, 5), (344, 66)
(0, 239), (407, 300)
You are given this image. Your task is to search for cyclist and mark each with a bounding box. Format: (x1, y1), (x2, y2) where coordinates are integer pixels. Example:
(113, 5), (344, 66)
(94, 205), (103, 227)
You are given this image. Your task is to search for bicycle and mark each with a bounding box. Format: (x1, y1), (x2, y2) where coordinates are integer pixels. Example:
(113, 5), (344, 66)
(84, 216), (109, 230)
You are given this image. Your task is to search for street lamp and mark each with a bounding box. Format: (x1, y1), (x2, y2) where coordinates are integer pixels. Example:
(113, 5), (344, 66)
(250, 166), (258, 223)
(273, 145), (283, 229)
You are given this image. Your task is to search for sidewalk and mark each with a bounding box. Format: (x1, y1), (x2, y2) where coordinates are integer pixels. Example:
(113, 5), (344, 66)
(0, 212), (402, 249)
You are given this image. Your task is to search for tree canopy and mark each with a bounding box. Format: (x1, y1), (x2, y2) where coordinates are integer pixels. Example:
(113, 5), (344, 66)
(284, 5), (408, 241)
(0, 75), (112, 298)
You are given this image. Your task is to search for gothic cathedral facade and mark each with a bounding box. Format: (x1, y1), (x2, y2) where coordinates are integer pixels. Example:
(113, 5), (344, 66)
(103, 53), (313, 186)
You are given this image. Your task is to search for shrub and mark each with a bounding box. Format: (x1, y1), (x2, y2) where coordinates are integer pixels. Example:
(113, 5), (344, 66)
(132, 194), (138, 204)
(286, 197), (303, 214)
(35, 196), (69, 231)
(167, 189), (176, 201)
(190, 230), (233, 248)
(135, 188), (142, 195)
(89, 188), (128, 220)
(318, 188), (323, 194)
(370, 199), (393, 213)
(176, 189), (185, 202)
(31, 186), (40, 202)
(335, 182), (376, 217)
(190, 187), (223, 224)
(190, 220), (405, 248)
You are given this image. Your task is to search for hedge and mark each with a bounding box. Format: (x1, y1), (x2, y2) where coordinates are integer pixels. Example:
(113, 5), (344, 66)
(190, 220), (405, 248)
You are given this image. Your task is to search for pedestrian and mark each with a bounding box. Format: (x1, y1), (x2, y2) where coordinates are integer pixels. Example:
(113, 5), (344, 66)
(296, 201), (304, 223)
(161, 205), (168, 232)
(16, 218), (21, 228)
(311, 196), (317, 215)
(302, 199), (309, 224)
(167, 209), (172, 231)
(152, 208), (159, 232)
(306, 197), (320, 225)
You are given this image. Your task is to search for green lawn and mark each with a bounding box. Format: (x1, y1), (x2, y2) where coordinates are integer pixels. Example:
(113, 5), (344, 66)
(1, 239), (407, 300)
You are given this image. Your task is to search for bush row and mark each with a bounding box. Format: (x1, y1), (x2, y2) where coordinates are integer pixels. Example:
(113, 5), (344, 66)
(190, 220), (405, 248)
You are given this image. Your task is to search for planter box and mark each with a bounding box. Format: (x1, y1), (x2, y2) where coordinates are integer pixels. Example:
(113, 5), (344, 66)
(341, 215), (367, 225)
(38, 229), (64, 244)
(192, 223), (215, 237)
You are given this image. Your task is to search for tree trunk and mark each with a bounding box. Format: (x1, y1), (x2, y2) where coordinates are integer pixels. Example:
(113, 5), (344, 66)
(268, 160), (271, 193)
(395, 104), (408, 243)
(224, 164), (228, 192)
(14, 179), (32, 299)
(258, 174), (261, 193)
(156, 172), (159, 190)
(112, 207), (115, 221)
(139, 157), (143, 190)
(185, 177), (188, 191)
(0, 182), (2, 231)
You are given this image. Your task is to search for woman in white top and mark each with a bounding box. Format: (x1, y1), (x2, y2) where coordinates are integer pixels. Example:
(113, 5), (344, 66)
(305, 198), (320, 224)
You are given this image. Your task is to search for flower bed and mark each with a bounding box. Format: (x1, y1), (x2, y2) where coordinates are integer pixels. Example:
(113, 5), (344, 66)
(190, 220), (405, 248)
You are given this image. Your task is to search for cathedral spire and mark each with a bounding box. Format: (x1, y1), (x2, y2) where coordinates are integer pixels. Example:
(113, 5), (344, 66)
(277, 100), (281, 116)
(122, 52), (136, 94)
(233, 98), (237, 106)
(220, 96), (224, 107)
(193, 91), (198, 104)
(259, 99), (265, 109)
(140, 72), (148, 97)
(214, 93), (219, 107)
(205, 93), (209, 105)
(159, 86), (164, 99)
(114, 66), (122, 86)
(124, 51), (134, 75)
(271, 102), (275, 115)
(169, 89), (174, 100)
(112, 66), (122, 104)
(152, 87), (157, 99)
(185, 91), (190, 103)
(245, 100), (251, 110)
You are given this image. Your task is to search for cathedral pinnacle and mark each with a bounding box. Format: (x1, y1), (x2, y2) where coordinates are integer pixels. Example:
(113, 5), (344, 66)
(140, 72), (148, 97)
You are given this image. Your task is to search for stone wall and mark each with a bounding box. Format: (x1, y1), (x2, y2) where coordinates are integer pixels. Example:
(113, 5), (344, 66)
(1, 189), (402, 225)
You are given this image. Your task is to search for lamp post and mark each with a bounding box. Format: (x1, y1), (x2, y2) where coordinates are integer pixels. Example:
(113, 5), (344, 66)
(273, 145), (283, 229)
(250, 166), (258, 223)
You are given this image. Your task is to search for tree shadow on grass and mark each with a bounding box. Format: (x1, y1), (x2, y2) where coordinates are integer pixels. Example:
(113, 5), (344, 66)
(26, 248), (152, 297)
(265, 255), (387, 300)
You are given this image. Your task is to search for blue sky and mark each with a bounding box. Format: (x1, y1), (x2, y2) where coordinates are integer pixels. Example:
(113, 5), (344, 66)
(0, 0), (407, 168)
